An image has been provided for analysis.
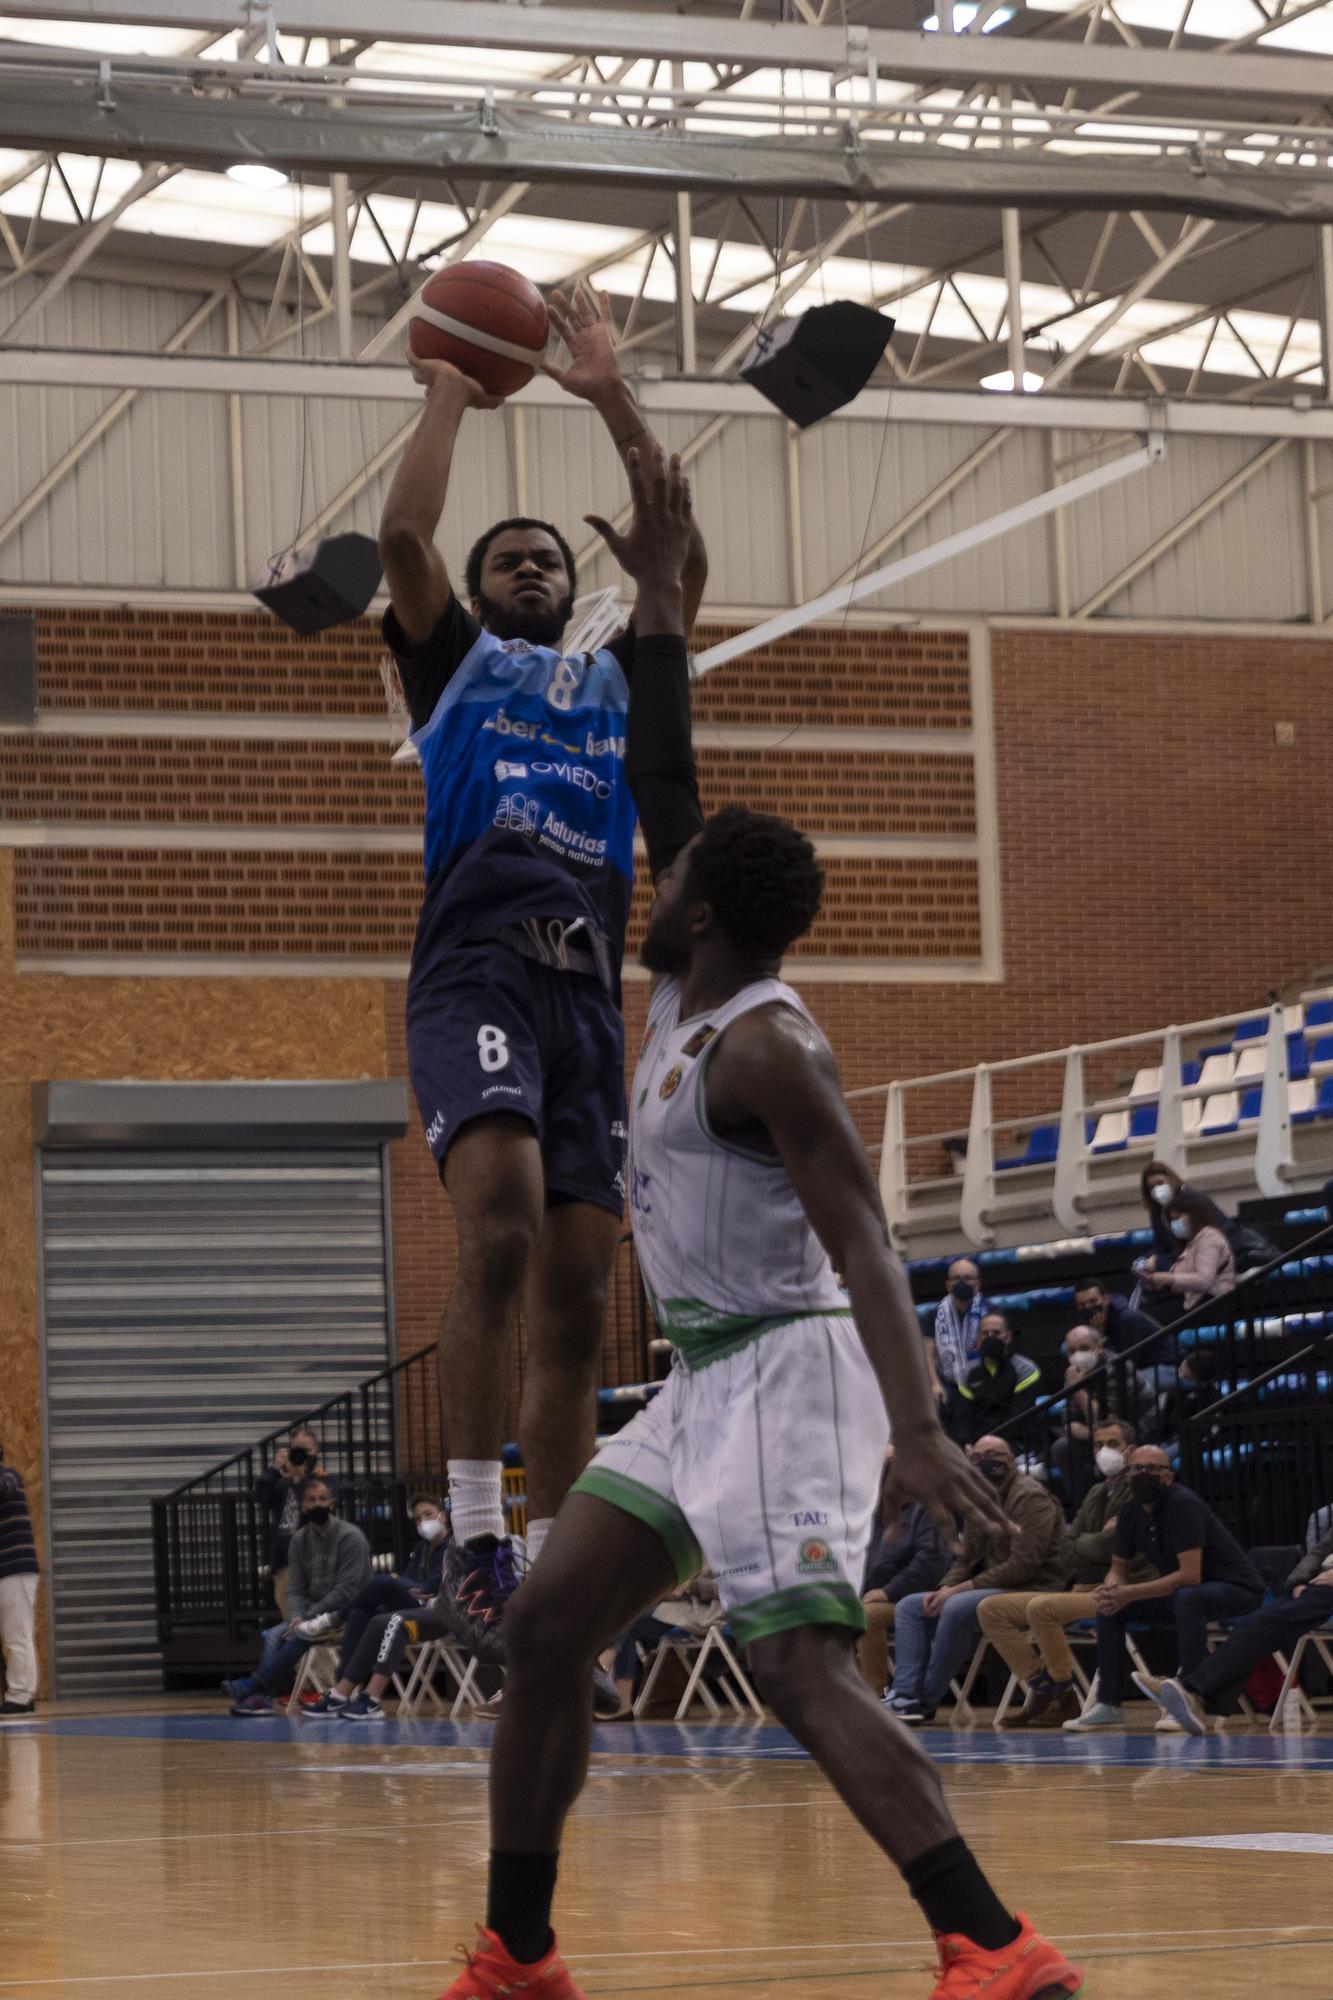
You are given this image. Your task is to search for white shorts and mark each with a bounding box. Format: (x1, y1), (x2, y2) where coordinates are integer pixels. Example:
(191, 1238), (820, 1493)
(571, 1312), (888, 1648)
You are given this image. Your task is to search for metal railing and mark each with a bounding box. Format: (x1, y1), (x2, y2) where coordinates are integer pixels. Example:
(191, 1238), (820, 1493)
(994, 1217), (1333, 1542)
(878, 984), (1333, 1254)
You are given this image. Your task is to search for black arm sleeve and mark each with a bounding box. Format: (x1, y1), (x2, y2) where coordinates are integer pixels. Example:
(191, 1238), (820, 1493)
(625, 633), (704, 881)
(382, 597), (483, 732)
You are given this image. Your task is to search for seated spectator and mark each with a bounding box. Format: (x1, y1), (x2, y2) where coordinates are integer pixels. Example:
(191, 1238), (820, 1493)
(1135, 1519), (1333, 1732)
(1070, 1281), (1158, 1358)
(1067, 1445), (1263, 1730)
(0, 1438), (40, 1719)
(1139, 1162), (1228, 1267)
(885, 1436), (1066, 1724)
(308, 1494), (448, 1703)
(223, 1479), (372, 1717)
(256, 1426), (330, 1617)
(601, 1572), (725, 1719)
(858, 1452), (951, 1697)
(924, 1258), (991, 1416)
(1158, 1351), (1221, 1440)
(1137, 1189), (1236, 1318)
(952, 1313), (1042, 1445)
(980, 1420), (1154, 1729)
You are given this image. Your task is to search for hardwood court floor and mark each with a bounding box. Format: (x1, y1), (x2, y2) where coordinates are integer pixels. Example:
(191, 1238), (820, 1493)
(3, 1700), (1332, 1998)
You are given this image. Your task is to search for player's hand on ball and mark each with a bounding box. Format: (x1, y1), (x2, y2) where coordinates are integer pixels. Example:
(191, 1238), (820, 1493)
(408, 353), (504, 410)
(545, 284), (623, 400)
(883, 1429), (1013, 1551)
(585, 446), (693, 584)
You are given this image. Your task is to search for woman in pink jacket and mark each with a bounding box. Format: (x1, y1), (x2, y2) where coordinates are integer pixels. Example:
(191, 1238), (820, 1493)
(1141, 1188), (1237, 1314)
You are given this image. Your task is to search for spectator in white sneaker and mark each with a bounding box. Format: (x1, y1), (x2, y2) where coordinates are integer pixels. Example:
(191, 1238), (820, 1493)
(223, 1480), (372, 1716)
(0, 1439), (40, 1718)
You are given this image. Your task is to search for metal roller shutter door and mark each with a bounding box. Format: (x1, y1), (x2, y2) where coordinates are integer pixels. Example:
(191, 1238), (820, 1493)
(39, 1148), (392, 1695)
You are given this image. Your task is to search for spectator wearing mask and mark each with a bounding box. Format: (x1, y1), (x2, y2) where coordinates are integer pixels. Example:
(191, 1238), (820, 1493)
(308, 1494), (449, 1692)
(1066, 1445), (1263, 1730)
(1136, 1522), (1333, 1732)
(0, 1439), (40, 1718)
(224, 1479), (372, 1717)
(886, 1436), (1067, 1724)
(1139, 1163), (1228, 1268)
(1051, 1328), (1156, 1500)
(952, 1313), (1042, 1446)
(980, 1421), (1155, 1729)
(858, 1452), (951, 1696)
(1070, 1282), (1159, 1359)
(924, 1258), (990, 1413)
(1158, 1351), (1221, 1440)
(256, 1427), (328, 1617)
(1141, 1192), (1236, 1316)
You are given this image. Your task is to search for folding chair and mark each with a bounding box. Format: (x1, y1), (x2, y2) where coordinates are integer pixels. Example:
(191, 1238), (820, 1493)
(990, 1629), (1096, 1727)
(396, 1637), (495, 1719)
(288, 1637), (343, 1704)
(1068, 1623), (1154, 1721)
(1269, 1621), (1333, 1732)
(633, 1624), (764, 1721)
(1204, 1620), (1261, 1722)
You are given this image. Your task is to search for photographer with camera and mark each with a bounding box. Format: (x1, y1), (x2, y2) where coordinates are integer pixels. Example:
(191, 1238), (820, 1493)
(256, 1427), (330, 1618)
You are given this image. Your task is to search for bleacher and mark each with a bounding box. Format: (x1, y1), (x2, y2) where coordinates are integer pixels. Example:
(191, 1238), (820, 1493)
(876, 985), (1333, 1260)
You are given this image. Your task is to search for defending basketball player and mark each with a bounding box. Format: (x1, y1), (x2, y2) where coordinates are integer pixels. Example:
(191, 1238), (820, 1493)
(439, 456), (1083, 2000)
(377, 284), (708, 1664)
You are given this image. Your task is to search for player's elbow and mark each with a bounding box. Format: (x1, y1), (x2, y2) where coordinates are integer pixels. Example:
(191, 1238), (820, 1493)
(378, 520), (430, 567)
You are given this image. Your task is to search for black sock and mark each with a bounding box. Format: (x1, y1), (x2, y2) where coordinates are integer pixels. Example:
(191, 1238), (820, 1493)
(486, 1850), (559, 1965)
(903, 1836), (1021, 1952)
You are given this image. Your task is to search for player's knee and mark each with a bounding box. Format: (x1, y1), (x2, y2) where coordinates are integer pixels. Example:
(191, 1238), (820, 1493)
(461, 1208), (540, 1306)
(503, 1579), (595, 1677)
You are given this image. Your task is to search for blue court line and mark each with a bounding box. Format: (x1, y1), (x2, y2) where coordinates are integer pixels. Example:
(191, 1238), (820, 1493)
(7, 1712), (1333, 1770)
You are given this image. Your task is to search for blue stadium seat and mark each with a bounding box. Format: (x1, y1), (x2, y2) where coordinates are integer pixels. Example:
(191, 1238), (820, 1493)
(1199, 1041), (1232, 1061)
(1317, 1077), (1333, 1119)
(1239, 1087), (1261, 1123)
(1287, 1034), (1311, 1080)
(1130, 1105), (1158, 1138)
(1182, 1060), (1202, 1085)
(1233, 1017), (1267, 1042)
(1306, 997), (1333, 1029)
(1022, 1123), (1059, 1166)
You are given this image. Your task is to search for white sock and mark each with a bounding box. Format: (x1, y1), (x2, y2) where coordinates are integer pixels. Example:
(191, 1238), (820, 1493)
(448, 1459), (505, 1545)
(526, 1517), (554, 1567)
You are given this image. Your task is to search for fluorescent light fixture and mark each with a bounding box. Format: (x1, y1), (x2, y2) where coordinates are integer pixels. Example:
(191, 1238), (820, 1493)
(923, 5), (1016, 29)
(226, 163), (290, 190)
(981, 368), (1044, 392)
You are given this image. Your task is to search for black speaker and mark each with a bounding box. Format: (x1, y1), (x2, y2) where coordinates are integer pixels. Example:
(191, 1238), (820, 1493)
(253, 531), (383, 635)
(739, 300), (895, 428)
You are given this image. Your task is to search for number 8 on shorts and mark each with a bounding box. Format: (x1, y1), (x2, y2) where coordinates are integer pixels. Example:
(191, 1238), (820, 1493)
(477, 1025), (511, 1073)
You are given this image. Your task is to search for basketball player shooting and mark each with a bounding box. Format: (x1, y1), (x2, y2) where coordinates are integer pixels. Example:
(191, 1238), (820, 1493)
(439, 457), (1083, 2000)
(377, 284), (708, 1667)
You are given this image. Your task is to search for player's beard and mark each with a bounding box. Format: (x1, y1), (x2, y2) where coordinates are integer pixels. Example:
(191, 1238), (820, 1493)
(640, 910), (692, 975)
(478, 588), (574, 650)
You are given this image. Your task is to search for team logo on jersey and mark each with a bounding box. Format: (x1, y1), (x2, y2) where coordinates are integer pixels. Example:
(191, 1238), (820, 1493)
(495, 793), (540, 835)
(681, 1024), (717, 1060)
(494, 759), (529, 781)
(659, 1065), (684, 1101)
(796, 1537), (838, 1575)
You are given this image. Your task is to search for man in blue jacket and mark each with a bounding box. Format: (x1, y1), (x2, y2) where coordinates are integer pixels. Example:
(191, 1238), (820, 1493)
(858, 1454), (951, 1696)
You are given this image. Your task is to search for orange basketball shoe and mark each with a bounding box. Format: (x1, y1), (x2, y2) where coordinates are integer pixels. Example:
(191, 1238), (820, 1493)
(438, 1927), (587, 2000)
(928, 1914), (1083, 1999)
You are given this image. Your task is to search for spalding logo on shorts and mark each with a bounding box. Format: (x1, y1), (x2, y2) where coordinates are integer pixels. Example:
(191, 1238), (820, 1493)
(659, 1065), (684, 1101)
(796, 1538), (838, 1575)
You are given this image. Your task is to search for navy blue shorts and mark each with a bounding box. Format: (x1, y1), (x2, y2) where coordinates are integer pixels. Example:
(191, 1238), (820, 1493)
(406, 941), (627, 1216)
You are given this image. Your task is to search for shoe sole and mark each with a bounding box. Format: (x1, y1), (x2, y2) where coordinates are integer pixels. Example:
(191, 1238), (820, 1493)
(338, 1712), (386, 1723)
(1154, 1680), (1206, 1737)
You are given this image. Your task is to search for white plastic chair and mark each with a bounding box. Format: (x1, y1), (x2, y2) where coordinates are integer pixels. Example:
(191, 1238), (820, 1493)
(288, 1638), (342, 1704)
(1269, 1622), (1333, 1732)
(633, 1624), (765, 1721)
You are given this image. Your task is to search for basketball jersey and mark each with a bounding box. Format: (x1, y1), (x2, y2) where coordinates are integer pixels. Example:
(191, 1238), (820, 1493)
(409, 626), (635, 991)
(629, 976), (848, 1368)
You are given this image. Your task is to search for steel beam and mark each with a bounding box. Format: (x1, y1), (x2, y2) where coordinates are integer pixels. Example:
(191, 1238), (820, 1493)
(1041, 218), (1216, 391)
(6, 80), (1333, 219)
(5, 2), (1331, 103)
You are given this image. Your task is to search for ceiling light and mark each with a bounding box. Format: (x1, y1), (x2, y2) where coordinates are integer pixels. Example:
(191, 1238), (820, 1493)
(923, 5), (1016, 29)
(226, 163), (290, 190)
(981, 368), (1043, 392)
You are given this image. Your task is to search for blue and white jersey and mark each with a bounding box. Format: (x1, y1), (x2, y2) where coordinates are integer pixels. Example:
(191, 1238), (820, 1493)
(387, 601), (636, 993)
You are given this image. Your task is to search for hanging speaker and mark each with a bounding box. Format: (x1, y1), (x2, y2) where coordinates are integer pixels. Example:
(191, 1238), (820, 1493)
(253, 531), (383, 635)
(739, 300), (895, 428)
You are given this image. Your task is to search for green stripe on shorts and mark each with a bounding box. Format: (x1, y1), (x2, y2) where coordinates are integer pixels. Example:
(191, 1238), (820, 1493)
(570, 1466), (704, 1586)
(728, 1581), (867, 1649)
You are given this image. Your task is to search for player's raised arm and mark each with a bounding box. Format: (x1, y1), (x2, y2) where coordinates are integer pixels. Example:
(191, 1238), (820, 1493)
(704, 1007), (1013, 1548)
(547, 285), (709, 636)
(378, 356), (503, 645)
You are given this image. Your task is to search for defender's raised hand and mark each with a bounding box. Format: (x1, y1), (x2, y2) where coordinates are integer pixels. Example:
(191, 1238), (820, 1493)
(584, 446), (693, 588)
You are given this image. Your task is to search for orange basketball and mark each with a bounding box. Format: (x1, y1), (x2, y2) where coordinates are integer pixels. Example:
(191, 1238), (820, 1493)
(407, 260), (549, 397)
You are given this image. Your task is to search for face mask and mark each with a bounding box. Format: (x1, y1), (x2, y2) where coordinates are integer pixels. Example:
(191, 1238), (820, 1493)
(1129, 1473), (1164, 1506)
(950, 1280), (975, 1306)
(303, 1505), (332, 1527)
(1169, 1216), (1191, 1241)
(1151, 1183), (1173, 1206)
(981, 1336), (1008, 1364)
(417, 1516), (445, 1542)
(1095, 1447), (1126, 1477)
(976, 1457), (1009, 1486)
(1067, 1350), (1097, 1378)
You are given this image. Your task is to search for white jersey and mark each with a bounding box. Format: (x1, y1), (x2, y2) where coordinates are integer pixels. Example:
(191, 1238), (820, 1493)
(628, 975), (848, 1367)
